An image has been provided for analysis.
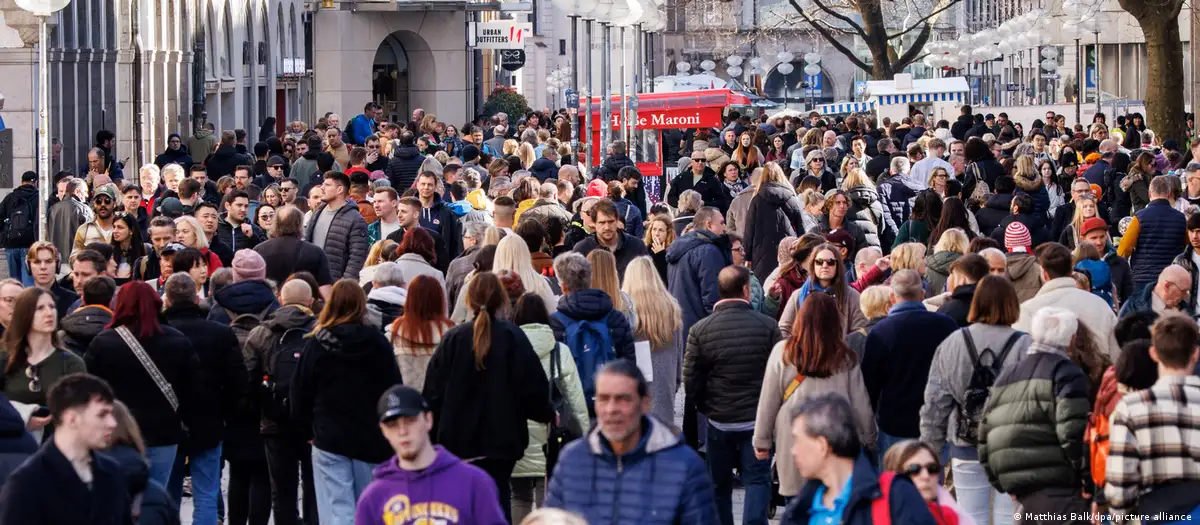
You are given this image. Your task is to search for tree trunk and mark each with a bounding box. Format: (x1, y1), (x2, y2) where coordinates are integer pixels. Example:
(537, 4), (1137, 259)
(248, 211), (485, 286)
(1130, 11), (1186, 142)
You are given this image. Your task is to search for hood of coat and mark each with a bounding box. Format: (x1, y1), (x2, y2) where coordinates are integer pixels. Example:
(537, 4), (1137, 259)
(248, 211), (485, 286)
(211, 144), (239, 160)
(368, 285), (408, 307)
(465, 189), (489, 211)
(984, 193), (1014, 211)
(846, 184), (879, 206)
(105, 445), (150, 497)
(756, 180), (797, 206)
(926, 251), (961, 276)
(557, 288), (617, 321)
(60, 305), (113, 338)
(586, 414), (681, 458)
(370, 445), (463, 483)
(447, 200), (473, 217)
(1007, 253), (1041, 281)
(263, 304), (315, 332)
(314, 323), (386, 355)
(520, 323), (558, 359)
(530, 157), (558, 176)
(665, 229), (730, 265)
(213, 280), (277, 315)
(192, 129), (213, 140)
(1014, 170), (1043, 192)
(394, 145), (420, 161)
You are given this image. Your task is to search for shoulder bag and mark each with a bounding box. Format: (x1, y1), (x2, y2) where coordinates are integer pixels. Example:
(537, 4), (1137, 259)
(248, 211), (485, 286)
(116, 326), (183, 423)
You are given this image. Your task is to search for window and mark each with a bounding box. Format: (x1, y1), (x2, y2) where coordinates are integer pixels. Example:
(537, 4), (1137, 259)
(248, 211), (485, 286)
(559, 39), (566, 56)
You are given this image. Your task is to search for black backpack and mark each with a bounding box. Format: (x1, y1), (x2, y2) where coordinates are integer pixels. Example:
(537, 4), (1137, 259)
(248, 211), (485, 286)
(954, 330), (1023, 445)
(3, 192), (36, 246)
(260, 326), (308, 423)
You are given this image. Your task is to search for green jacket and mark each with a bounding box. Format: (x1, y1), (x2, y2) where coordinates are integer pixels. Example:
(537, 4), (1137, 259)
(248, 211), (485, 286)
(512, 323), (591, 479)
(977, 344), (1090, 497)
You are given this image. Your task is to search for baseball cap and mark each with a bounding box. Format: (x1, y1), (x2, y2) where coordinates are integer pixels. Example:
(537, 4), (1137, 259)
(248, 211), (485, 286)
(160, 242), (186, 256)
(158, 197), (184, 219)
(267, 155), (287, 167)
(377, 385), (430, 423)
(985, 113), (996, 120)
(21, 171), (37, 183)
(92, 183), (118, 202)
(1081, 217), (1108, 237)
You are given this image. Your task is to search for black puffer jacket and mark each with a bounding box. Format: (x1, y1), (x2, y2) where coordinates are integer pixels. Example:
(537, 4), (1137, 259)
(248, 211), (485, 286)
(386, 145), (425, 191)
(423, 315), (553, 462)
(595, 154), (635, 182)
(244, 304), (315, 435)
(0, 392), (36, 489)
(214, 215), (267, 254)
(847, 184), (886, 249)
(743, 181), (805, 282)
(303, 202), (369, 280)
(58, 305), (112, 355)
(205, 144), (251, 180)
(162, 302), (249, 451)
(85, 325), (202, 447)
(975, 193), (1014, 238)
(683, 301), (782, 423)
(106, 446), (181, 525)
(877, 174), (919, 240)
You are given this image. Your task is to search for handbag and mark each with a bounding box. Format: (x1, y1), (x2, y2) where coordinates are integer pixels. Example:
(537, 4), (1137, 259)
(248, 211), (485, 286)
(116, 326), (186, 431)
(544, 342), (583, 476)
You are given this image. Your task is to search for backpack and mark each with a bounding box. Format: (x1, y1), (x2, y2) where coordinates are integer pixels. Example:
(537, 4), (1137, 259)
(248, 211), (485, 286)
(1075, 259), (1114, 306)
(3, 191), (36, 246)
(551, 312), (616, 404)
(954, 329), (1022, 445)
(870, 472), (896, 525)
(230, 306), (273, 348)
(260, 326), (308, 423)
(1086, 409), (1112, 490)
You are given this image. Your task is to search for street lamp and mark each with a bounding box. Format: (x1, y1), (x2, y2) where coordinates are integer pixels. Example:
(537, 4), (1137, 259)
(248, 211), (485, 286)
(16, 0), (70, 242)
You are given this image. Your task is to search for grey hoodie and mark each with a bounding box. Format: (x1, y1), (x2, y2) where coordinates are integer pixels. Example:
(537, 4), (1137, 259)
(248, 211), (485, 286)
(919, 323), (1030, 456)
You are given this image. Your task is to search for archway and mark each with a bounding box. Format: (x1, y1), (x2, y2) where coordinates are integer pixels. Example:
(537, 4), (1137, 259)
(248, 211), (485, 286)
(763, 62), (837, 106)
(373, 33), (410, 124)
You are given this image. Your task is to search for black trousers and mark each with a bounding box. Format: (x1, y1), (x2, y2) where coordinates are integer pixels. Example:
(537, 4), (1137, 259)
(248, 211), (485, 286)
(264, 434), (319, 525)
(228, 459), (272, 525)
(474, 458), (517, 524)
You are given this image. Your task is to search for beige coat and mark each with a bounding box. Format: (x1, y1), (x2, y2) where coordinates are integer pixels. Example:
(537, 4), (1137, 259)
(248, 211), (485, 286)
(752, 340), (876, 496)
(1014, 277), (1121, 362)
(777, 285), (867, 338)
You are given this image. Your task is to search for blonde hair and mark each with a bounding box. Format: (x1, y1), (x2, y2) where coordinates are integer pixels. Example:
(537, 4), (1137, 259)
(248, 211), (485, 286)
(1015, 155), (1038, 182)
(366, 240), (398, 268)
(587, 250), (625, 312)
(891, 242), (927, 271)
(802, 189), (826, 209)
(483, 226), (507, 246)
(933, 228), (969, 254)
(503, 139), (520, 156)
(519, 508), (589, 525)
(1070, 193), (1098, 245)
(517, 142), (537, 170)
(927, 166), (951, 189)
(755, 163), (790, 196)
(621, 257), (682, 349)
(174, 215), (209, 249)
(494, 235), (556, 311)
(841, 167), (874, 190)
(642, 214), (676, 248)
(860, 285), (892, 319)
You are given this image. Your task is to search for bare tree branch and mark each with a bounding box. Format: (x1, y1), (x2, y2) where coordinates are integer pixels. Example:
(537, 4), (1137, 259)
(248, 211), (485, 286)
(886, 0), (960, 39)
(894, 20), (933, 68)
(798, 0), (870, 39)
(789, 0), (873, 71)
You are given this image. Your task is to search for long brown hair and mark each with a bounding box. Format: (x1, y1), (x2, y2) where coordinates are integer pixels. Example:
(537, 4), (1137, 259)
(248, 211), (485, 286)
(783, 292), (856, 377)
(1068, 322), (1112, 403)
(311, 279), (366, 335)
(733, 131), (760, 167)
(587, 250), (625, 312)
(110, 400), (146, 455)
(390, 275), (453, 348)
(806, 243), (850, 312)
(780, 233), (826, 276)
(465, 272), (507, 370)
(3, 287), (59, 375)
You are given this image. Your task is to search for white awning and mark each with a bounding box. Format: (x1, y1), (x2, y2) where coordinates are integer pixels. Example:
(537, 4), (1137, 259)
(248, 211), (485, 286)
(818, 101), (876, 115)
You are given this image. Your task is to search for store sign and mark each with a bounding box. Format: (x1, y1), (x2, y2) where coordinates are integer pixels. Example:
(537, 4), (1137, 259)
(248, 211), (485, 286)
(499, 49), (525, 71)
(600, 107), (725, 130)
(471, 21), (531, 50)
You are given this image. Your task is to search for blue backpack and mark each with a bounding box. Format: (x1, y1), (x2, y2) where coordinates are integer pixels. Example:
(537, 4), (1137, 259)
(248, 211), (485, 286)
(551, 312), (616, 404)
(1075, 259), (1114, 306)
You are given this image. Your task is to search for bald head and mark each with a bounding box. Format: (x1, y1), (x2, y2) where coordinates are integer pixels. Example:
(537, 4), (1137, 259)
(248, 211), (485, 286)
(979, 248), (1008, 277)
(280, 279), (314, 307)
(1160, 265), (1191, 288)
(717, 265), (751, 300)
(1099, 139), (1118, 154)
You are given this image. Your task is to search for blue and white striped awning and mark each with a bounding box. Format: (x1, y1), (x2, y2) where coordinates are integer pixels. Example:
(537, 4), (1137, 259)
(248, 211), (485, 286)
(875, 91), (965, 106)
(818, 101), (876, 115)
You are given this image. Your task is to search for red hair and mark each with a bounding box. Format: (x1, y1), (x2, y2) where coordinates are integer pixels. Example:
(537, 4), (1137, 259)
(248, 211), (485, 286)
(108, 281), (164, 339)
(398, 228), (437, 265)
(391, 275), (453, 347)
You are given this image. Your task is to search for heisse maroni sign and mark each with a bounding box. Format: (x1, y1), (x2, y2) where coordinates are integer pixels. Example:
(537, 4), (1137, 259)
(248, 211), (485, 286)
(604, 107), (722, 129)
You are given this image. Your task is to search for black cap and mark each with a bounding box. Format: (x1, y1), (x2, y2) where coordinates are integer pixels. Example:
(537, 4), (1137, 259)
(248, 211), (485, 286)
(21, 171), (37, 183)
(267, 155), (287, 167)
(161, 242), (186, 256)
(985, 113), (995, 120)
(377, 385), (430, 422)
(158, 197), (184, 219)
(461, 144), (480, 163)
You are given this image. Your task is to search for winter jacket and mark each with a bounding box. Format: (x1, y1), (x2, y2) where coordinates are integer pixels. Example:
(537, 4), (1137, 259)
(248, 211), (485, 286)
(302, 201), (369, 280)
(572, 231), (649, 279)
(365, 285), (407, 331)
(1106, 250), (1135, 306)
(1015, 277), (1121, 362)
(0, 184), (39, 248)
(902, 126), (928, 150)
(529, 157), (558, 182)
(545, 415), (719, 525)
(186, 131), (218, 164)
(394, 252), (446, 295)
(667, 168), (724, 210)
(861, 301), (959, 438)
(777, 282), (867, 337)
(781, 452), (936, 525)
(512, 323), (590, 479)
(951, 114), (974, 141)
(423, 315), (553, 462)
(611, 197), (645, 238)
(289, 154), (321, 191)
(594, 153), (636, 182)
(919, 323), (1031, 454)
(106, 446), (181, 525)
(386, 145), (425, 191)
(207, 279), (279, 325)
(0, 392), (36, 489)
(743, 181), (805, 282)
(385, 318), (448, 394)
(937, 283), (976, 327)
(354, 447), (507, 525)
(214, 216), (267, 255)
(445, 246), (480, 305)
(975, 193), (1014, 239)
(204, 144), (252, 180)
(877, 174), (920, 241)
(978, 344), (1091, 497)
(419, 196), (463, 264)
(162, 302), (250, 451)
(548, 289), (637, 363)
(847, 184), (886, 248)
(1006, 252), (1043, 303)
(290, 323), (402, 463)
(49, 197), (91, 265)
(58, 304), (112, 354)
(1118, 199), (1188, 288)
(683, 300), (781, 424)
(989, 212), (1050, 249)
(1116, 281), (1182, 320)
(1014, 170), (1051, 227)
(85, 325), (202, 447)
(242, 304), (315, 435)
(154, 144), (193, 174)
(520, 199), (572, 230)
(667, 229), (733, 336)
(345, 114), (376, 146)
(0, 441), (132, 525)
(925, 251), (961, 296)
(725, 186), (755, 238)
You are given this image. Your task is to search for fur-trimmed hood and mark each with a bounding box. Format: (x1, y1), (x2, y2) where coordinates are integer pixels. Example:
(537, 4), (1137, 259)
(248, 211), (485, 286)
(1013, 168), (1042, 192)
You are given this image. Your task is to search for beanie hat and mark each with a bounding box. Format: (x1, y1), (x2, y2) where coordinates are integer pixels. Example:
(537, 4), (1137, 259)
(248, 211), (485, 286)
(461, 144), (480, 163)
(586, 178), (608, 198)
(1004, 222), (1032, 253)
(1081, 217), (1108, 237)
(231, 249), (267, 282)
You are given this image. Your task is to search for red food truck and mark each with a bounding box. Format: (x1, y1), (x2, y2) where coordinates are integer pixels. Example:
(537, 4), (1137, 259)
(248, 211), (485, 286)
(580, 89), (757, 203)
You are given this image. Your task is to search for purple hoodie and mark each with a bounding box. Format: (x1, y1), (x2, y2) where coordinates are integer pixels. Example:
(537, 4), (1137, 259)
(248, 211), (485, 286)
(354, 446), (506, 525)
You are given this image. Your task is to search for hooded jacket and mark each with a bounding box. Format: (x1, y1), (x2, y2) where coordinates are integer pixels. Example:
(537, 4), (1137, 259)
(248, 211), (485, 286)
(1006, 252), (1043, 303)
(106, 446), (180, 525)
(1013, 169), (1051, 227)
(936, 282), (976, 327)
(243, 304), (315, 435)
(291, 323), (402, 463)
(207, 279), (280, 325)
(0, 392), (36, 489)
(303, 201), (370, 280)
(423, 315), (553, 462)
(975, 193), (1014, 238)
(667, 229), (733, 335)
(530, 157), (559, 182)
(548, 288), (637, 364)
(162, 302), (249, 450)
(544, 415), (719, 525)
(58, 304), (112, 354)
(520, 198), (572, 230)
(205, 144), (252, 180)
(365, 285), (407, 330)
(847, 184), (886, 248)
(951, 114), (974, 140)
(925, 251), (961, 296)
(744, 181), (805, 282)
(419, 196), (462, 264)
(154, 134), (194, 171)
(595, 153), (636, 182)
(989, 212), (1050, 249)
(0, 184), (40, 249)
(356, 447), (507, 525)
(185, 129), (218, 163)
(387, 145), (426, 191)
(511, 324), (590, 479)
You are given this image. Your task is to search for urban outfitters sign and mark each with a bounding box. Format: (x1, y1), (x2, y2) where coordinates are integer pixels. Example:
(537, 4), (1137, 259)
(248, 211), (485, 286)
(471, 21), (532, 50)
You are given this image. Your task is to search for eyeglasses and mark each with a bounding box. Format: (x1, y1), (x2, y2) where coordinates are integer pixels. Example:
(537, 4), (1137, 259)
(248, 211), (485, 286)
(811, 159), (825, 163)
(814, 258), (838, 267)
(903, 462), (942, 477)
(25, 365), (40, 393)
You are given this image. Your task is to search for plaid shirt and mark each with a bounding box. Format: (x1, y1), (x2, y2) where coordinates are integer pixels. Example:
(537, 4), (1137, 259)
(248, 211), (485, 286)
(1104, 375), (1200, 519)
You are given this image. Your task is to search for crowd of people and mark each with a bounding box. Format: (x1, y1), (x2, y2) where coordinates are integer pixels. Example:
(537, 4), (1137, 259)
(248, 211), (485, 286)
(0, 101), (1197, 525)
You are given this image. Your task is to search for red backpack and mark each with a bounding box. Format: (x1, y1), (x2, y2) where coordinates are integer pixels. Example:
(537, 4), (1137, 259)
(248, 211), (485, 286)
(871, 472), (896, 525)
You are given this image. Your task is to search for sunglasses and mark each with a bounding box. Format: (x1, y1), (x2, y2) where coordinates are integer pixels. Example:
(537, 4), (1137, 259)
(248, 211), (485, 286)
(94, 196), (113, 204)
(814, 258), (838, 267)
(903, 462), (942, 477)
(26, 365), (40, 393)
(270, 164), (284, 169)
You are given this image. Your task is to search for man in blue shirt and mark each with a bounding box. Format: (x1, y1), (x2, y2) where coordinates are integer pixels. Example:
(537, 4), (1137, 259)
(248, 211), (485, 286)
(346, 102), (380, 146)
(782, 393), (935, 525)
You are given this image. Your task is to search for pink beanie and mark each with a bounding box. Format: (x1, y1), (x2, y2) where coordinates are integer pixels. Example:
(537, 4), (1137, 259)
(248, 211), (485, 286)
(232, 249), (267, 282)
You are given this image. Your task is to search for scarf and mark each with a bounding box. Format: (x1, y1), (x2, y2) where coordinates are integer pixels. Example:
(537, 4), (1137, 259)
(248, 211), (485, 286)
(794, 278), (831, 308)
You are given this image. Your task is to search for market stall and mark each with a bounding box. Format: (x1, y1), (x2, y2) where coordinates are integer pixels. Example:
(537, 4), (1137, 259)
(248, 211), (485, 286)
(817, 75), (969, 123)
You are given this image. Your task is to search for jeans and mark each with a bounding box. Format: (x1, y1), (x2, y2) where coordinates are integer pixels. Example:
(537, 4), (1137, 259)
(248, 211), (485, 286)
(264, 434), (319, 525)
(511, 477), (545, 524)
(876, 430), (908, 466)
(229, 459), (272, 525)
(706, 423), (771, 525)
(166, 443), (222, 525)
(145, 444), (178, 489)
(951, 458), (1014, 525)
(5, 247), (31, 286)
(312, 447), (377, 525)
(475, 458), (517, 524)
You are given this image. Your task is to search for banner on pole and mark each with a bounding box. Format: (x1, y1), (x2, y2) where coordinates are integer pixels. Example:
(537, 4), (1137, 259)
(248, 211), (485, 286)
(469, 21), (532, 50)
